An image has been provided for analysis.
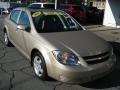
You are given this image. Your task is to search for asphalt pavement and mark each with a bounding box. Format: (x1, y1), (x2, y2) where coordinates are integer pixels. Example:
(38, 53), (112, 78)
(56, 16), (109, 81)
(1, 16), (120, 90)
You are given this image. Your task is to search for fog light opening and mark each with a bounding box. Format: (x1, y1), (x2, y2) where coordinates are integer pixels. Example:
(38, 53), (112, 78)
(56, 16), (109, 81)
(59, 75), (68, 82)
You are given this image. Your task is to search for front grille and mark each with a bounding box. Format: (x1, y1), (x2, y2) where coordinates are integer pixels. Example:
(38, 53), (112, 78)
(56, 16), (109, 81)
(83, 51), (110, 65)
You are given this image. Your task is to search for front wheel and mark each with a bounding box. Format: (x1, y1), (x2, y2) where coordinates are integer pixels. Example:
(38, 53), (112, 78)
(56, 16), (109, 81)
(32, 52), (48, 80)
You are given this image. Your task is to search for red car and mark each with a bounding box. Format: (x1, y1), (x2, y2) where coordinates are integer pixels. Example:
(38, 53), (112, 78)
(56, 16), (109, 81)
(59, 4), (87, 23)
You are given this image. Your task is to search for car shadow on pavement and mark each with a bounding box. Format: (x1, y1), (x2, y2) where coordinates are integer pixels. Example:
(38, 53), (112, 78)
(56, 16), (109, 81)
(81, 41), (120, 89)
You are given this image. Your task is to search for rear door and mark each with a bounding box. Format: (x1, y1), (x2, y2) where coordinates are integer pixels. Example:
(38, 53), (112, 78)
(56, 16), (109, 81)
(7, 10), (21, 44)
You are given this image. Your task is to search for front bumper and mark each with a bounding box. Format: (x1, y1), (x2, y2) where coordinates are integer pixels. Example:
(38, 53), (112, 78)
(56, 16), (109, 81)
(51, 55), (116, 83)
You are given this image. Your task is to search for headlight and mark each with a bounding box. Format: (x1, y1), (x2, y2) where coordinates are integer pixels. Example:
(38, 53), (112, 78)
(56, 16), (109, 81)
(52, 50), (80, 66)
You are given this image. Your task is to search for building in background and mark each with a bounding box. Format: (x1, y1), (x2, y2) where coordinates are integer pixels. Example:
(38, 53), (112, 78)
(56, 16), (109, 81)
(0, 2), (10, 9)
(89, 0), (105, 9)
(103, 0), (120, 28)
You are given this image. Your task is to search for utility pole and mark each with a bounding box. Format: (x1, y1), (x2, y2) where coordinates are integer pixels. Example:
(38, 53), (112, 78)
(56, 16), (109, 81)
(8, 0), (10, 8)
(55, 0), (57, 9)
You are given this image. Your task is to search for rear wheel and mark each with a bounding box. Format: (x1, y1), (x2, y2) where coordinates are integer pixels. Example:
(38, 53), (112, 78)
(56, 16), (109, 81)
(32, 51), (48, 80)
(4, 31), (11, 46)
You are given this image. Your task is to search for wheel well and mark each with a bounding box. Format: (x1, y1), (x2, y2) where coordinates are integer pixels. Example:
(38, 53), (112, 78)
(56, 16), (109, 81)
(31, 48), (48, 79)
(31, 49), (41, 66)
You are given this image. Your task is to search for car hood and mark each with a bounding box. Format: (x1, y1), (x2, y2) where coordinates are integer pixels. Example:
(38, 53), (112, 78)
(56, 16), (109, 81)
(39, 31), (111, 57)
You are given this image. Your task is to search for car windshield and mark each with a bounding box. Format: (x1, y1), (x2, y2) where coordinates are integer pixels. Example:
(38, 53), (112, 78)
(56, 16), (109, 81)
(31, 11), (83, 33)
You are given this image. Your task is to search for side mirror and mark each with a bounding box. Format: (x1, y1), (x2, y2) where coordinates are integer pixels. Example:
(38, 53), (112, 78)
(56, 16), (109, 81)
(17, 25), (30, 32)
(17, 25), (26, 30)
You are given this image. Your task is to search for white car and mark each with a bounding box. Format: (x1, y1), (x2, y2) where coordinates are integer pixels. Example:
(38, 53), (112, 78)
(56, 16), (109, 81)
(28, 2), (55, 9)
(2, 9), (9, 14)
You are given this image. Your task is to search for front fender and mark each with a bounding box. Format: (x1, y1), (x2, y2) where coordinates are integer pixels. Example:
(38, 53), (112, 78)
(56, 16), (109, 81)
(30, 44), (53, 76)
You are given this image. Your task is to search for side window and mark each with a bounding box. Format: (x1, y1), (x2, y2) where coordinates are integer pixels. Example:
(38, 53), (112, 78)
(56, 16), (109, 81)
(66, 18), (75, 27)
(18, 11), (30, 27)
(10, 10), (21, 23)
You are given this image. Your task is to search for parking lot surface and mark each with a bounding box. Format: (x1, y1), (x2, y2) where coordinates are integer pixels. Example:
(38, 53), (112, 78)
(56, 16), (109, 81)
(1, 16), (120, 90)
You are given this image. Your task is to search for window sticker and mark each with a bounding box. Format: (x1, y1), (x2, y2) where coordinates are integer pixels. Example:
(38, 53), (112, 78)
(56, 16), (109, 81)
(32, 12), (41, 17)
(43, 12), (63, 15)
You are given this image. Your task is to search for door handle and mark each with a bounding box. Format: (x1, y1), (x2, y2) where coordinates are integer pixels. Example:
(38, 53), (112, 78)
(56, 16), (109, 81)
(16, 28), (19, 32)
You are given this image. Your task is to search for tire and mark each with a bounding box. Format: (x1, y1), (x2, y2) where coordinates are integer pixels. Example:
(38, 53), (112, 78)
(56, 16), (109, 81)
(4, 31), (12, 46)
(32, 51), (47, 80)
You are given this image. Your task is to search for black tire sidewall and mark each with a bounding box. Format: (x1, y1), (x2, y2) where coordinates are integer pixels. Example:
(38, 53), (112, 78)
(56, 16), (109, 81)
(32, 51), (47, 80)
(4, 32), (11, 46)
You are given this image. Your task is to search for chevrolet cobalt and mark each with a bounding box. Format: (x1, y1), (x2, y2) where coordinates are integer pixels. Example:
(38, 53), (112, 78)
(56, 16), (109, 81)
(3, 7), (116, 83)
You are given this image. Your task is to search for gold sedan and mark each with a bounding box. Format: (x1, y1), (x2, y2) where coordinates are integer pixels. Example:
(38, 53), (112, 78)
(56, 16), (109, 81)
(3, 7), (116, 83)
